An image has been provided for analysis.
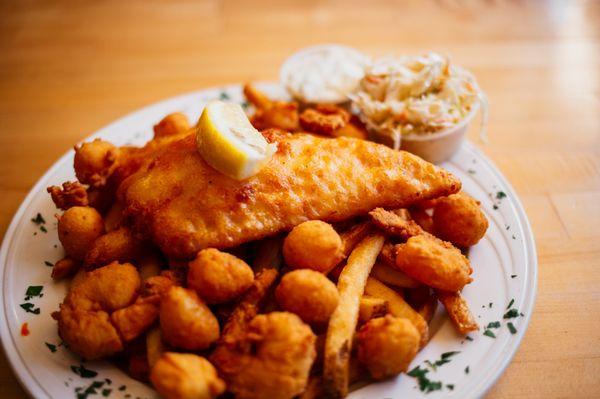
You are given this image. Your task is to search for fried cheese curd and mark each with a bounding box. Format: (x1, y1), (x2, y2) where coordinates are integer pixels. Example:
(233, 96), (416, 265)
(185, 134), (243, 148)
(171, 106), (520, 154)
(395, 235), (473, 292)
(275, 269), (339, 326)
(57, 206), (104, 261)
(56, 262), (141, 359)
(283, 220), (344, 274)
(150, 352), (225, 399)
(221, 312), (316, 399)
(357, 315), (420, 379)
(187, 248), (254, 304)
(433, 192), (489, 247)
(159, 286), (220, 350)
(73, 138), (119, 187)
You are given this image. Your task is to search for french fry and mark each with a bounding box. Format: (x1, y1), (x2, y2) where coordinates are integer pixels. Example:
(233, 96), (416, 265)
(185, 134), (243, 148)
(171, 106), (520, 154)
(146, 327), (166, 369)
(371, 261), (421, 289)
(364, 277), (429, 348)
(359, 296), (389, 324)
(323, 233), (384, 399)
(436, 290), (479, 334)
(340, 221), (372, 258)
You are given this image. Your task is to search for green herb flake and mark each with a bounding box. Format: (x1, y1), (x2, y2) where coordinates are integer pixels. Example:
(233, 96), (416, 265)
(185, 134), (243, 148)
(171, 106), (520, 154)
(511, 274), (517, 278)
(44, 261), (54, 267)
(467, 169), (476, 174)
(70, 364), (98, 379)
(31, 213), (46, 225)
(493, 204), (499, 210)
(20, 303), (40, 314)
(465, 366), (470, 374)
(407, 365), (428, 378)
(503, 309), (519, 319)
(486, 321), (501, 329)
(447, 384), (455, 390)
(219, 91), (230, 100)
(496, 191), (507, 199)
(483, 329), (496, 338)
(512, 234), (516, 240)
(102, 388), (112, 397)
(507, 322), (517, 334)
(441, 351), (460, 360)
(25, 285), (43, 299)
(45, 342), (57, 353)
(506, 299), (515, 309)
(489, 302), (493, 308)
(119, 385), (127, 391)
(40, 225), (48, 233)
(104, 378), (112, 385)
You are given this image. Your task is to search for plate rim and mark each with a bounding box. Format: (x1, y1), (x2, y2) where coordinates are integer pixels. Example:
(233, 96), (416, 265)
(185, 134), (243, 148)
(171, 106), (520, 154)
(0, 84), (537, 399)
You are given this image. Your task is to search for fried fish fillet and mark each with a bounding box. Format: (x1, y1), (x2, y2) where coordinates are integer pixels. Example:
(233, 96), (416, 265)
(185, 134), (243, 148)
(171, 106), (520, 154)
(119, 130), (460, 259)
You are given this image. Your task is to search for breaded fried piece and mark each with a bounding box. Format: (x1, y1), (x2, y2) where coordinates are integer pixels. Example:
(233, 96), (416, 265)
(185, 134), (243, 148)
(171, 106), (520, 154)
(120, 131), (461, 259)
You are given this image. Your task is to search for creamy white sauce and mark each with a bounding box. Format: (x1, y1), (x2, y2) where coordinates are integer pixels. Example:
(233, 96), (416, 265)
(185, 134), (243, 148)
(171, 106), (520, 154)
(281, 45), (369, 104)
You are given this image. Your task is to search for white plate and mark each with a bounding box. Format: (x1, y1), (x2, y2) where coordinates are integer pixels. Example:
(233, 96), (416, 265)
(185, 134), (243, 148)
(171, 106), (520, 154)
(0, 83), (537, 399)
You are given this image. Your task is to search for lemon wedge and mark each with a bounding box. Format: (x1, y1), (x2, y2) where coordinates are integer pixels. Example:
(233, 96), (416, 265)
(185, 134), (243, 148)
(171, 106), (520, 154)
(196, 100), (277, 180)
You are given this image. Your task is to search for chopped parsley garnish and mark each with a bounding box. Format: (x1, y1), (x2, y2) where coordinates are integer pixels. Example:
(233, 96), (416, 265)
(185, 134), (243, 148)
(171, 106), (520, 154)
(496, 191), (507, 199)
(506, 225), (510, 230)
(25, 285), (43, 300)
(507, 322), (517, 334)
(44, 261), (54, 267)
(45, 342), (57, 353)
(512, 234), (516, 240)
(75, 380), (104, 399)
(511, 274), (517, 278)
(407, 366), (443, 393)
(219, 91), (230, 100)
(102, 388), (112, 397)
(503, 309), (519, 319)
(20, 303), (40, 314)
(465, 366), (470, 374)
(104, 378), (112, 385)
(465, 336), (473, 341)
(467, 169), (476, 174)
(40, 225), (47, 233)
(118, 385), (126, 391)
(486, 321), (501, 329)
(506, 299), (515, 309)
(493, 204), (499, 210)
(447, 384), (455, 390)
(71, 364), (98, 378)
(31, 213), (46, 225)
(483, 329), (496, 338)
(489, 302), (493, 308)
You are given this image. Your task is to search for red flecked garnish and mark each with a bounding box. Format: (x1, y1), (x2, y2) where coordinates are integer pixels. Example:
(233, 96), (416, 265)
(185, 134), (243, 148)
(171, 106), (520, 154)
(20, 322), (30, 336)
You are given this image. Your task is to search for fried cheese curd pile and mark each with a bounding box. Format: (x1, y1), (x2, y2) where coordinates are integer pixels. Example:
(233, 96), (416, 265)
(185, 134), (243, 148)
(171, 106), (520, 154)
(47, 89), (488, 398)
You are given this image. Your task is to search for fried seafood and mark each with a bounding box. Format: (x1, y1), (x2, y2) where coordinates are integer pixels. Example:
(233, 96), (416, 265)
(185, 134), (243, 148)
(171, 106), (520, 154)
(244, 84), (300, 131)
(47, 181), (89, 210)
(150, 352), (225, 399)
(217, 312), (316, 399)
(120, 132), (461, 259)
(299, 104), (350, 135)
(84, 226), (143, 269)
(51, 257), (79, 280)
(187, 248), (254, 304)
(74, 139), (119, 187)
(357, 315), (420, 379)
(395, 235), (472, 292)
(57, 206), (104, 261)
(111, 300), (159, 342)
(283, 220), (344, 273)
(56, 262), (141, 359)
(275, 269), (340, 326)
(160, 286), (220, 350)
(153, 112), (191, 139)
(432, 191), (488, 247)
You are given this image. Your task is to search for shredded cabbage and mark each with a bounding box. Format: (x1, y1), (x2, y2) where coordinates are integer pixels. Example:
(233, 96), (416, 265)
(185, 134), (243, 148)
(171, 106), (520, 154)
(350, 53), (480, 137)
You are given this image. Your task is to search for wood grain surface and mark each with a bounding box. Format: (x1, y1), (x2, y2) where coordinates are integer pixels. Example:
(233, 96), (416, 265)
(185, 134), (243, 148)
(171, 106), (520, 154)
(1, 0), (599, 397)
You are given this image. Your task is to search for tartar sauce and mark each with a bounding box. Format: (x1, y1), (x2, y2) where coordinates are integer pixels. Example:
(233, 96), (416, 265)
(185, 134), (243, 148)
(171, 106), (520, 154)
(280, 45), (369, 104)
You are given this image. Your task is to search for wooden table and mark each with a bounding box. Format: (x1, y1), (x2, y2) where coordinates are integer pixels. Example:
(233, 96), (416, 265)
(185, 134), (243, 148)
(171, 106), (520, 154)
(0, 0), (598, 397)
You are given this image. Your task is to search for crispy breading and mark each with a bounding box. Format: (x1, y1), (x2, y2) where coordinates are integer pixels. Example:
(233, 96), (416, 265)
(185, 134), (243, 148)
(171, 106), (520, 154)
(120, 132), (460, 259)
